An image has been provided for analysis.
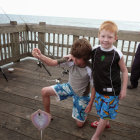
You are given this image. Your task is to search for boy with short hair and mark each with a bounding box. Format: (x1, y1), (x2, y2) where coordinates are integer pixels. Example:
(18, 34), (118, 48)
(32, 38), (95, 127)
(91, 21), (128, 140)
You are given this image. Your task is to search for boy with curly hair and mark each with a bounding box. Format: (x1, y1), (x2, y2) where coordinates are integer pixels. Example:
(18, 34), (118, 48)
(32, 38), (95, 127)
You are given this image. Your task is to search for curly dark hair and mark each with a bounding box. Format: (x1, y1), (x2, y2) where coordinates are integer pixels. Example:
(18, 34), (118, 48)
(70, 38), (92, 62)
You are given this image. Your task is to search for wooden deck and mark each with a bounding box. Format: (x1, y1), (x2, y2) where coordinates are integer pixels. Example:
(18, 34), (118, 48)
(0, 58), (140, 140)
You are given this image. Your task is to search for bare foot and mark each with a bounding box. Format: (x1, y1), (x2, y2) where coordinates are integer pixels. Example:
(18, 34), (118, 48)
(91, 135), (99, 140)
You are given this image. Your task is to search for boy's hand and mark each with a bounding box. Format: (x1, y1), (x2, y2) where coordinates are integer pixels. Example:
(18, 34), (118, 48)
(64, 54), (73, 61)
(119, 89), (126, 100)
(85, 103), (92, 113)
(32, 48), (41, 59)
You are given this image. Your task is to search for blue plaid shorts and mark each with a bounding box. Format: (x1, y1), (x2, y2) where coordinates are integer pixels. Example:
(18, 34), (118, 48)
(52, 83), (90, 122)
(94, 92), (119, 120)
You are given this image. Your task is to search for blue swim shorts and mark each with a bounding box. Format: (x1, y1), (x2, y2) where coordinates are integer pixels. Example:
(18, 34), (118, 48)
(94, 92), (119, 120)
(52, 83), (90, 122)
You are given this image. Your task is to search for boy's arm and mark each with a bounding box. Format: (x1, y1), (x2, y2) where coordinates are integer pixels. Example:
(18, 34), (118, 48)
(118, 57), (128, 100)
(32, 48), (58, 66)
(39, 54), (58, 66)
(85, 87), (96, 113)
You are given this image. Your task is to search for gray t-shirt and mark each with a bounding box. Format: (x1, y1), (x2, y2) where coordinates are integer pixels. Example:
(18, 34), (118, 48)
(58, 59), (93, 96)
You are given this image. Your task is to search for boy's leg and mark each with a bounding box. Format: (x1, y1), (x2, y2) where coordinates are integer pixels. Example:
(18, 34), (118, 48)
(76, 116), (87, 128)
(72, 95), (90, 128)
(41, 86), (56, 113)
(91, 92), (119, 140)
(91, 119), (109, 140)
(41, 83), (74, 118)
(76, 120), (85, 128)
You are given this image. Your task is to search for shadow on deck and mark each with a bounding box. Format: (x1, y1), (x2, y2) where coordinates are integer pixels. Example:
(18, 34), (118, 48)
(0, 59), (140, 140)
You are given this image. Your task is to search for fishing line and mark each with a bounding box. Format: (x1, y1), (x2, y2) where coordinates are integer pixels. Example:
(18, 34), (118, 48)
(18, 15), (69, 78)
(0, 8), (66, 83)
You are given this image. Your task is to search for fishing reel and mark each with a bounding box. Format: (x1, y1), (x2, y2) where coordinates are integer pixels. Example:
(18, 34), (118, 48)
(61, 69), (69, 77)
(37, 60), (42, 68)
(36, 60), (52, 76)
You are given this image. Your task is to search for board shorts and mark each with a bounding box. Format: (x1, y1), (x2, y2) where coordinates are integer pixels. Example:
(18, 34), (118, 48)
(94, 92), (119, 120)
(52, 83), (90, 122)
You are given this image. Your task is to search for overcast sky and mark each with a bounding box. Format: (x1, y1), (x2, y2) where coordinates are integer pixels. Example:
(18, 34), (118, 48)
(0, 0), (140, 22)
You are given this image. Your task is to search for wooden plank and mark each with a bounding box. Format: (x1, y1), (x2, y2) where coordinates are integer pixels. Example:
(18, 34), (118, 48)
(0, 60), (140, 109)
(0, 60), (140, 124)
(0, 127), (36, 140)
(0, 73), (140, 130)
(28, 24), (140, 42)
(53, 33), (55, 56)
(0, 95), (136, 140)
(1, 23), (140, 42)
(30, 32), (33, 50)
(3, 33), (7, 60)
(48, 33), (50, 56)
(20, 32), (24, 54)
(28, 24), (99, 37)
(67, 35), (70, 55)
(61, 34), (64, 57)
(57, 34), (60, 57)
(0, 24), (26, 34)
(0, 33), (3, 61)
(6, 33), (11, 58)
(0, 111), (85, 140)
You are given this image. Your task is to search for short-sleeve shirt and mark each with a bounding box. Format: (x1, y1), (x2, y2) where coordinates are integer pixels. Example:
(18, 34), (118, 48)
(57, 58), (93, 96)
(91, 45), (123, 96)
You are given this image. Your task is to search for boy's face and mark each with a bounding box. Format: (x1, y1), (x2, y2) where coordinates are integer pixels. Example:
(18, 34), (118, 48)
(98, 29), (117, 49)
(71, 55), (86, 67)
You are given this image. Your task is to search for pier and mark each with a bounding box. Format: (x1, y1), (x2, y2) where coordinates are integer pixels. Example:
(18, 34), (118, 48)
(0, 22), (140, 140)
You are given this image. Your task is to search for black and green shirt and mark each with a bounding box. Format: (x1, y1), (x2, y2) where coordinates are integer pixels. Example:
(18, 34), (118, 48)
(91, 45), (123, 96)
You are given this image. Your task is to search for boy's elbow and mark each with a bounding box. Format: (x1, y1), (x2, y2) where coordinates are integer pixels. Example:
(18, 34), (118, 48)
(122, 67), (128, 78)
(121, 66), (128, 73)
(50, 60), (58, 66)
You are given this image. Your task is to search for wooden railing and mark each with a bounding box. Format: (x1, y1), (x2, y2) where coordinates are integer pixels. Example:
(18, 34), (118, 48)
(0, 21), (140, 72)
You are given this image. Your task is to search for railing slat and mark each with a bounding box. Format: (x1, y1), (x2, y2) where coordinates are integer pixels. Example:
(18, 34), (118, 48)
(48, 33), (50, 56)
(57, 34), (60, 57)
(3, 33), (7, 60)
(67, 35), (69, 55)
(6, 33), (11, 58)
(53, 33), (55, 56)
(0, 33), (3, 61)
(61, 34), (64, 57)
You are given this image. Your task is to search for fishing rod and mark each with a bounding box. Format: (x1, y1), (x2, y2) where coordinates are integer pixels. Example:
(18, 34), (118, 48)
(19, 15), (69, 77)
(11, 13), (68, 79)
(0, 67), (8, 82)
(19, 15), (53, 77)
(1, 8), (69, 83)
(0, 8), (53, 77)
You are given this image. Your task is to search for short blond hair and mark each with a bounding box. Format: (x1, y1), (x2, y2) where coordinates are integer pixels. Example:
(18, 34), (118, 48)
(99, 21), (118, 36)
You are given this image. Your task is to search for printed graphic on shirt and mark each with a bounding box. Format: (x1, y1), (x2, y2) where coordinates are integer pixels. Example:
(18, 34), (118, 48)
(101, 55), (105, 61)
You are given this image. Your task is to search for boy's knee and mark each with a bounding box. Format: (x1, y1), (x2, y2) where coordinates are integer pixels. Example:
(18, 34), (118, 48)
(76, 121), (85, 128)
(41, 87), (49, 96)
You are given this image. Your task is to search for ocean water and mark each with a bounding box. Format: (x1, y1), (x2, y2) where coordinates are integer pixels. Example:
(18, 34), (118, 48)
(0, 14), (140, 31)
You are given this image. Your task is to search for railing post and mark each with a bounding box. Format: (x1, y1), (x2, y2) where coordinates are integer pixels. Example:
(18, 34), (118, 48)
(10, 21), (20, 62)
(73, 35), (79, 43)
(38, 22), (46, 55)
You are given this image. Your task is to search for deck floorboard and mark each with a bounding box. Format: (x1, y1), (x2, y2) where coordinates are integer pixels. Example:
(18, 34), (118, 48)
(0, 59), (140, 140)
